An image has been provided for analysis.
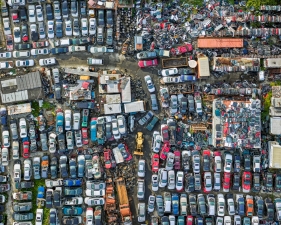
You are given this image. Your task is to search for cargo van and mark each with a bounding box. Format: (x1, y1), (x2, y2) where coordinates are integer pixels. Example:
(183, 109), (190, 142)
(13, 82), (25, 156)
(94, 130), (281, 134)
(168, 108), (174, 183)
(97, 27), (104, 45)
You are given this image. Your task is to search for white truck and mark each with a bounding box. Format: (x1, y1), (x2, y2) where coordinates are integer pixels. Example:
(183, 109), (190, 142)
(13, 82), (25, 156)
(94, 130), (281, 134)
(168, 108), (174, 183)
(35, 209), (43, 225)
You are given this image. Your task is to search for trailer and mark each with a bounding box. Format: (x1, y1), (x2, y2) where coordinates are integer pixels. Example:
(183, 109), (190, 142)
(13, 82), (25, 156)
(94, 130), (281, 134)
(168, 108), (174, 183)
(115, 178), (132, 225)
(162, 57), (188, 68)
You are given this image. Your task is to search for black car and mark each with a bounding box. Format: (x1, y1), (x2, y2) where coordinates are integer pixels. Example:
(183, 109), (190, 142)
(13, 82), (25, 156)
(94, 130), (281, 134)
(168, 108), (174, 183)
(106, 10), (113, 27)
(189, 194), (197, 216)
(53, 189), (61, 207)
(182, 152), (190, 172)
(58, 133), (66, 154)
(97, 10), (105, 27)
(255, 197), (264, 219)
(185, 173), (194, 192)
(203, 154), (210, 172)
(61, 0), (68, 18)
(51, 47), (69, 55)
(15, 43), (32, 50)
(252, 173), (261, 192)
(31, 31), (39, 42)
(0, 205), (4, 212)
(264, 172), (273, 191)
(19, 7), (27, 21)
(50, 157), (58, 179)
(161, 216), (169, 225)
(243, 154), (251, 171)
(233, 153), (241, 173)
(80, 0), (86, 17)
(265, 198), (274, 221)
(46, 4), (54, 20)
(46, 190), (53, 209)
(63, 217), (80, 225)
(56, 20), (63, 38)
(275, 173), (281, 192)
(232, 173), (240, 191)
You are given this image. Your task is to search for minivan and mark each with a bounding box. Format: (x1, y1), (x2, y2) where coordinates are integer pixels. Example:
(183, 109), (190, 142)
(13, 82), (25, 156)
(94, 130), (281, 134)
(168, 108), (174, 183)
(97, 10), (104, 26)
(97, 27), (104, 45)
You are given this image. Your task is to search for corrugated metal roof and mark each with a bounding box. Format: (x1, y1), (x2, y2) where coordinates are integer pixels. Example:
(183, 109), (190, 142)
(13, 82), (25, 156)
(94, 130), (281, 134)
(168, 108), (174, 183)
(197, 38), (244, 48)
(16, 71), (42, 91)
(1, 91), (28, 103)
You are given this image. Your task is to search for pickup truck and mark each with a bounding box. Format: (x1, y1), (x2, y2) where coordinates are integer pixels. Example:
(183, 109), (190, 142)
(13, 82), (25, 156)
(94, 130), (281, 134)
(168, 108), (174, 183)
(13, 191), (32, 200)
(45, 179), (63, 188)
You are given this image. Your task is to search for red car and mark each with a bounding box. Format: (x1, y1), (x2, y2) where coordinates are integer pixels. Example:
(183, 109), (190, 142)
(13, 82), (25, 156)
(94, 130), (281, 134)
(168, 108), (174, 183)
(160, 142), (170, 160)
(22, 141), (30, 158)
(170, 43), (193, 56)
(223, 172), (231, 192)
(174, 150), (181, 170)
(81, 128), (89, 145)
(138, 59), (158, 68)
(104, 149), (112, 169)
(242, 171), (252, 193)
(161, 125), (169, 143)
(151, 153), (159, 173)
(12, 11), (19, 23)
(213, 151), (221, 157)
(186, 215), (193, 225)
(6, 35), (13, 51)
(123, 143), (132, 161)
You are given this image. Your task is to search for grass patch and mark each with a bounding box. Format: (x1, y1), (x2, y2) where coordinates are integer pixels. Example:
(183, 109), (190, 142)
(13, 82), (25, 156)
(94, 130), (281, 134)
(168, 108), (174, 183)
(261, 91), (272, 122)
(30, 179), (46, 224)
(42, 101), (55, 111)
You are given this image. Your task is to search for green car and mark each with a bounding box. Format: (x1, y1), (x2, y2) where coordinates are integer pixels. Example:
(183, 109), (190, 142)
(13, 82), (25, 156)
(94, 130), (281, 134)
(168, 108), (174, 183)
(81, 109), (89, 127)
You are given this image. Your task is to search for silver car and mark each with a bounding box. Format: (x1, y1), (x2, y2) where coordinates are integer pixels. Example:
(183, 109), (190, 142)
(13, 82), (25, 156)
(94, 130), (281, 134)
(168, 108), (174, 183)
(138, 203), (146, 222)
(10, 120), (18, 140)
(24, 159), (32, 181)
(137, 179), (145, 200)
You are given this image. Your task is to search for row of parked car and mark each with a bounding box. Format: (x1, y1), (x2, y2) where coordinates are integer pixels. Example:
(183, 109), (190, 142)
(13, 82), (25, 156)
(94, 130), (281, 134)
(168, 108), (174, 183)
(142, 193), (281, 221)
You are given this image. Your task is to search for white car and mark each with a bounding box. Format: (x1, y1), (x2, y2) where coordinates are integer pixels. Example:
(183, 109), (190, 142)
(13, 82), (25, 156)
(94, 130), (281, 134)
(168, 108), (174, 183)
(2, 130), (10, 148)
(28, 5), (36, 23)
(14, 162), (21, 183)
(217, 194), (225, 216)
(53, 1), (61, 20)
(253, 155), (261, 172)
(111, 119), (121, 140)
(151, 174), (158, 192)
(84, 197), (105, 206)
(0, 61), (13, 69)
(167, 170), (175, 190)
(75, 130), (83, 147)
(24, 159), (32, 181)
(81, 18), (88, 36)
(65, 19), (72, 36)
(15, 60), (34, 67)
(204, 172), (212, 192)
(13, 51), (30, 58)
(147, 195), (155, 213)
(161, 68), (178, 76)
(0, 52), (11, 59)
(89, 18), (96, 35)
(176, 171), (184, 191)
(36, 5), (43, 21)
(1, 148), (8, 166)
(165, 152), (174, 171)
(35, 208), (43, 225)
(251, 216), (259, 225)
(214, 155), (222, 172)
(30, 23), (37, 34)
(73, 113), (80, 130)
(224, 216), (231, 225)
(138, 203), (145, 222)
(3, 18), (11, 35)
(144, 75), (155, 93)
(227, 197), (235, 215)
(117, 115), (127, 135)
(152, 131), (161, 153)
(216, 217), (224, 225)
(158, 168), (167, 188)
(13, 27), (21, 43)
(19, 118), (27, 138)
(65, 110), (72, 130)
(192, 153), (200, 173)
(12, 141), (19, 160)
(180, 194), (188, 216)
(49, 133), (57, 154)
(47, 21), (55, 39)
(162, 76), (181, 84)
(234, 215), (241, 225)
(224, 153), (232, 173)
(137, 159), (145, 178)
(85, 208), (93, 225)
(213, 172), (221, 191)
(39, 58), (56, 66)
(137, 179), (145, 200)
(31, 48), (49, 56)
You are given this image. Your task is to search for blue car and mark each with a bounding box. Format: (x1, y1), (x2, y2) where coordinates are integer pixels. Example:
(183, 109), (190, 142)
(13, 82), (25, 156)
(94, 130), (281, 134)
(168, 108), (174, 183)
(237, 197), (245, 216)
(243, 217), (251, 225)
(63, 179), (82, 187)
(172, 193), (179, 215)
(90, 118), (97, 142)
(37, 186), (45, 205)
(62, 206), (83, 215)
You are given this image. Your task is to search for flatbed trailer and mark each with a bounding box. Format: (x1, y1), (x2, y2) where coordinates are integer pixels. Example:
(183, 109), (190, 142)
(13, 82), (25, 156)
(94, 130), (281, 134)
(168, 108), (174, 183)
(162, 57), (188, 68)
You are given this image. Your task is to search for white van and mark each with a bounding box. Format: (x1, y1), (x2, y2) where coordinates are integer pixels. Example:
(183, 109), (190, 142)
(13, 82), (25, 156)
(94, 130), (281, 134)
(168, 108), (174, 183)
(52, 68), (60, 84)
(59, 38), (71, 46)
(164, 192), (171, 213)
(87, 58), (103, 65)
